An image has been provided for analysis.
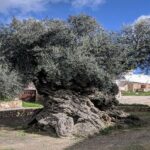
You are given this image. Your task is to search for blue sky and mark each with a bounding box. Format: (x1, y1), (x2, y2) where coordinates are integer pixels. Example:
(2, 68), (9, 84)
(0, 0), (150, 30)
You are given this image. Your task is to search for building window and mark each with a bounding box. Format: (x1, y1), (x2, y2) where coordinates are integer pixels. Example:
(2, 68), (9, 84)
(141, 85), (146, 89)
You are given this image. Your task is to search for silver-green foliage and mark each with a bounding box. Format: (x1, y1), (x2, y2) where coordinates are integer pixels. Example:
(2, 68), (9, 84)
(0, 14), (129, 95)
(0, 65), (23, 100)
(121, 17), (150, 69)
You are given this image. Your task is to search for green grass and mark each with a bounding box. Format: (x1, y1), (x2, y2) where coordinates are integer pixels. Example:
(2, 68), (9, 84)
(119, 104), (149, 107)
(16, 130), (27, 137)
(122, 91), (150, 96)
(122, 144), (146, 150)
(22, 101), (43, 108)
(100, 126), (118, 135)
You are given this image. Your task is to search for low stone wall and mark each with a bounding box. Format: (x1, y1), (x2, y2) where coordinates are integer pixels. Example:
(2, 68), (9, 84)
(0, 108), (42, 127)
(0, 100), (22, 110)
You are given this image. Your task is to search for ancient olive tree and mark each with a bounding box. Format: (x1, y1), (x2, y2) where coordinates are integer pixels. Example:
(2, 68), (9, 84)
(0, 15), (129, 136)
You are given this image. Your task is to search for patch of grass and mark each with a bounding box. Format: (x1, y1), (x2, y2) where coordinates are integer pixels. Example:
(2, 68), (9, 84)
(16, 130), (27, 137)
(119, 104), (149, 107)
(131, 111), (150, 117)
(100, 125), (123, 135)
(123, 144), (146, 150)
(22, 101), (43, 108)
(118, 104), (150, 112)
(122, 91), (150, 96)
(100, 127), (114, 135)
(131, 111), (150, 125)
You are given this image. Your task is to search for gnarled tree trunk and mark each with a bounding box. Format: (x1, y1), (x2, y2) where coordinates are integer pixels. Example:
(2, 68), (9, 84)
(29, 78), (127, 137)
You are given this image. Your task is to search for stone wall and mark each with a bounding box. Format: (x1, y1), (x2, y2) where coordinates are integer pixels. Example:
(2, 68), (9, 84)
(0, 108), (42, 127)
(0, 100), (22, 110)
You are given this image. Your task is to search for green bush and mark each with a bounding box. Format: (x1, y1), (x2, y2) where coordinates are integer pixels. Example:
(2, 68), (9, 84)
(0, 65), (23, 100)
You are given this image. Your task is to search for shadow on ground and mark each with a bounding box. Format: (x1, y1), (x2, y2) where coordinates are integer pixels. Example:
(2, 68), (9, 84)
(65, 128), (150, 150)
(66, 109), (150, 150)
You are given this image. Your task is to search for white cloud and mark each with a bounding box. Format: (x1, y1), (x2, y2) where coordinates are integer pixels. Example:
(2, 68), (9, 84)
(72, 0), (105, 7)
(0, 0), (105, 14)
(134, 15), (150, 24)
(0, 0), (49, 14)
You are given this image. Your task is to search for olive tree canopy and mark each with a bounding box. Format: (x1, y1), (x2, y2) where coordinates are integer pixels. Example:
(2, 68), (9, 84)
(0, 15), (128, 95)
(0, 15), (144, 137)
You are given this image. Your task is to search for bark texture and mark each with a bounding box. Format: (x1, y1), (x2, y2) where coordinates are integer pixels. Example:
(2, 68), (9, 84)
(29, 84), (127, 137)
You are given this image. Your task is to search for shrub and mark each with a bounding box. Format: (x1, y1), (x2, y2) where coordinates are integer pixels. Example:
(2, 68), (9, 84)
(0, 65), (23, 100)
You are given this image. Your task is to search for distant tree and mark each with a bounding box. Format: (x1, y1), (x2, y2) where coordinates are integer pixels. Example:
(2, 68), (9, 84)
(0, 64), (22, 100)
(121, 17), (150, 70)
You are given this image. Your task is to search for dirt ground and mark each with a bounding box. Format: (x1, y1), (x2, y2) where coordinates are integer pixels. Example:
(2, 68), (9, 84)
(0, 96), (150, 150)
(0, 111), (150, 150)
(0, 127), (150, 150)
(67, 128), (150, 150)
(0, 127), (80, 150)
(119, 96), (150, 106)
